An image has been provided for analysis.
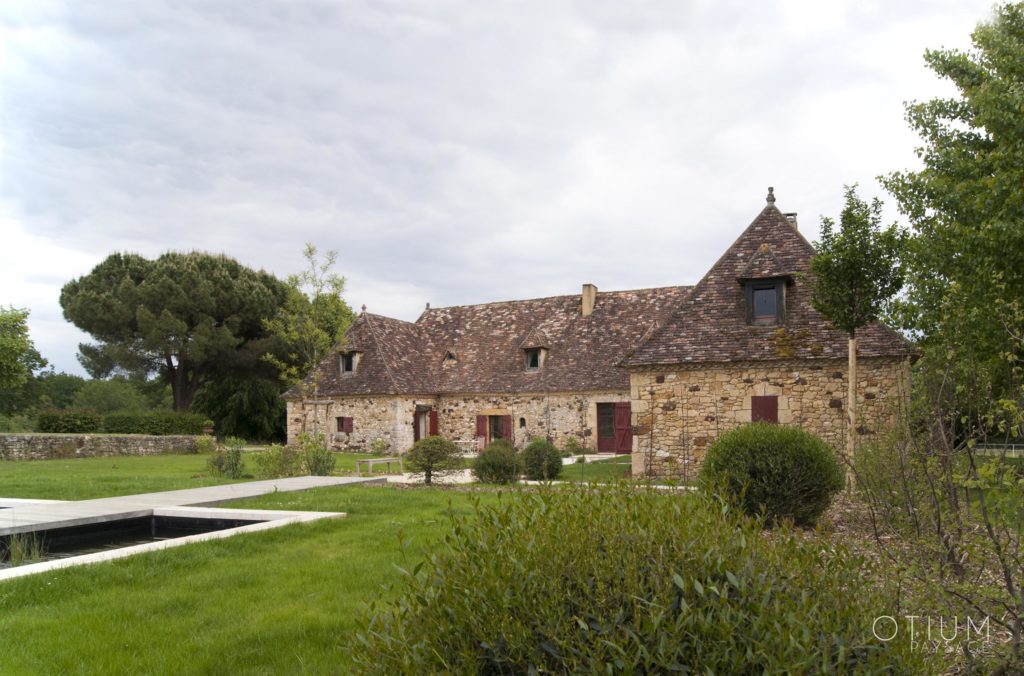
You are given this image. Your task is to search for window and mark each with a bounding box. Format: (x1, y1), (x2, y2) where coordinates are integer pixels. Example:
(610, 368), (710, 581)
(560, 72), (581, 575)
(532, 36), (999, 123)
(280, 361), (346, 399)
(340, 353), (355, 373)
(336, 416), (354, 433)
(519, 417), (526, 429)
(745, 280), (785, 325)
(525, 348), (541, 370)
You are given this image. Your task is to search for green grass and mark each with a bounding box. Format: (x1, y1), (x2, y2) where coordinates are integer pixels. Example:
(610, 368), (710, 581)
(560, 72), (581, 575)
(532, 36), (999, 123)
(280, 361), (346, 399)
(560, 455), (632, 483)
(0, 452), (387, 501)
(0, 484), (504, 674)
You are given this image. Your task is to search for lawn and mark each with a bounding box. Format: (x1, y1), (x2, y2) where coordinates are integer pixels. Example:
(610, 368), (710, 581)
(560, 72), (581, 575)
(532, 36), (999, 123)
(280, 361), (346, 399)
(0, 452), (385, 501)
(560, 454), (631, 482)
(0, 482), (504, 674)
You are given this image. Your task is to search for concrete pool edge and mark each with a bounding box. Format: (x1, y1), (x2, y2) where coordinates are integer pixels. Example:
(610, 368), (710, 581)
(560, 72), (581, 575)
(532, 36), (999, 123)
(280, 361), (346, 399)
(0, 507), (345, 581)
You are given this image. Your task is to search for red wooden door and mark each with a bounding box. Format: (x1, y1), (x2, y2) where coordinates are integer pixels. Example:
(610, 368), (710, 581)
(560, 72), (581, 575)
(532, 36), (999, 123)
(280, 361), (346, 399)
(751, 396), (779, 423)
(613, 402), (632, 454)
(597, 403), (615, 452)
(429, 410), (439, 436)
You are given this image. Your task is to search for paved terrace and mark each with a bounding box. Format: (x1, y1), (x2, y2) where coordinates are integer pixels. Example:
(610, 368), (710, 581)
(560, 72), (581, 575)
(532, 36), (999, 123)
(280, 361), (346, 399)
(0, 475), (384, 537)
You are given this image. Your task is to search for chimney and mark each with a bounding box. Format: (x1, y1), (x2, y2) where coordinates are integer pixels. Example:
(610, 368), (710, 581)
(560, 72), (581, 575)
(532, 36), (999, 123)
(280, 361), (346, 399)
(783, 212), (798, 230)
(582, 283), (598, 317)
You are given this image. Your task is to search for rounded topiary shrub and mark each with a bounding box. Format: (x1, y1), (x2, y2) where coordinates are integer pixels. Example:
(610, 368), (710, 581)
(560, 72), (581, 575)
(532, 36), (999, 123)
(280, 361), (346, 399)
(520, 438), (562, 481)
(473, 440), (521, 484)
(699, 423), (844, 526)
(406, 435), (462, 485)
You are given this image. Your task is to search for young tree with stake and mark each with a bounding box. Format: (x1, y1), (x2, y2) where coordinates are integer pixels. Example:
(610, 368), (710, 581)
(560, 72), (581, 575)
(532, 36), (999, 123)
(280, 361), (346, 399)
(808, 186), (906, 461)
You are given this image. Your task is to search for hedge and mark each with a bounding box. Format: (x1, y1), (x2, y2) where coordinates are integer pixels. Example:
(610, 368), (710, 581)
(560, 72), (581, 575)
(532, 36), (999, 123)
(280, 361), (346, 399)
(36, 410), (205, 436)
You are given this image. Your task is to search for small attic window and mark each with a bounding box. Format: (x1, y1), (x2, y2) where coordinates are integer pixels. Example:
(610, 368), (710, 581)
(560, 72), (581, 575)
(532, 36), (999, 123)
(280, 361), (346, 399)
(745, 280), (785, 325)
(443, 350), (457, 363)
(524, 347), (544, 371)
(340, 351), (359, 374)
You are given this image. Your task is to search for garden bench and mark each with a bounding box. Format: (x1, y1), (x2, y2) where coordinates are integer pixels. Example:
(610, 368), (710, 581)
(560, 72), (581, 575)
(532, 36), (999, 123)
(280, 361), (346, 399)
(356, 457), (404, 475)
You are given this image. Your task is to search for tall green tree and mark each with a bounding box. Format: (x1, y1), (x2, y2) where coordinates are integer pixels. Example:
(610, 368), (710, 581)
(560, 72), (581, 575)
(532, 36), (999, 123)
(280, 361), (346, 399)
(0, 307), (41, 391)
(882, 2), (1024, 436)
(265, 244), (355, 436)
(808, 186), (906, 460)
(60, 252), (289, 411)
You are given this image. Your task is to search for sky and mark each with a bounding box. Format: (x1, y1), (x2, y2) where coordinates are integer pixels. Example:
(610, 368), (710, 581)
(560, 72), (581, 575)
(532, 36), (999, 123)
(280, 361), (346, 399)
(0, 0), (998, 376)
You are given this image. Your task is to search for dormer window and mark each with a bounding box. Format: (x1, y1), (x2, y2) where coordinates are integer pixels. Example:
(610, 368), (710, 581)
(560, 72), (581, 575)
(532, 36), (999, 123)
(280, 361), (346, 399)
(524, 347), (546, 371)
(443, 350), (457, 363)
(745, 279), (785, 326)
(340, 351), (361, 374)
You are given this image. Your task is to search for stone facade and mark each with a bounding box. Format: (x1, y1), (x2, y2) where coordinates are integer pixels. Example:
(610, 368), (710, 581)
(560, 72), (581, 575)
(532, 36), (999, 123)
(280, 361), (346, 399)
(287, 391), (631, 454)
(628, 357), (910, 480)
(0, 434), (200, 461)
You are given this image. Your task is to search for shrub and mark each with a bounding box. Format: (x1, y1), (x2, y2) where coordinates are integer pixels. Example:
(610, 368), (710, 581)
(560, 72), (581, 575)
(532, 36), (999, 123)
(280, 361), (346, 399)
(354, 485), (934, 674)
(208, 437), (245, 479)
(473, 440), (520, 484)
(36, 409), (101, 433)
(194, 435), (216, 454)
(252, 443), (302, 479)
(405, 436), (461, 485)
(298, 432), (336, 476)
(520, 437), (562, 481)
(101, 412), (205, 435)
(562, 435), (586, 458)
(699, 423), (844, 527)
(369, 438), (390, 455)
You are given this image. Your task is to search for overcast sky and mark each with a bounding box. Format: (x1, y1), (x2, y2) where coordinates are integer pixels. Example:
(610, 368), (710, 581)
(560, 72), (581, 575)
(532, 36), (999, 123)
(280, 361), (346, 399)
(0, 0), (996, 376)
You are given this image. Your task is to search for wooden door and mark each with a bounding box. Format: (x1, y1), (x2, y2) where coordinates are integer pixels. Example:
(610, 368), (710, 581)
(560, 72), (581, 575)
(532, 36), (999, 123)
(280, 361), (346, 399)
(613, 402), (632, 454)
(597, 403), (615, 452)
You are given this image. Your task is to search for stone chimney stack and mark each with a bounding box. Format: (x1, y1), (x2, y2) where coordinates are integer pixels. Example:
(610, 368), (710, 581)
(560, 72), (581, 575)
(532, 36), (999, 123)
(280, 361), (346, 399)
(783, 212), (798, 231)
(582, 283), (598, 317)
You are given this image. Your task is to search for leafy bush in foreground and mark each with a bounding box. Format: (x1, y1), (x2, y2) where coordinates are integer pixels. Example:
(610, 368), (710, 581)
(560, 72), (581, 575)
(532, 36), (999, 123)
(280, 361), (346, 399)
(473, 440), (520, 484)
(354, 485), (933, 674)
(520, 437), (562, 480)
(699, 422), (844, 526)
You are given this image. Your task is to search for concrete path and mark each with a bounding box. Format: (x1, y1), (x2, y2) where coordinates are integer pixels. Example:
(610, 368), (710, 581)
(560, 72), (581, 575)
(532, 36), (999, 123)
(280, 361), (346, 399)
(0, 475), (384, 537)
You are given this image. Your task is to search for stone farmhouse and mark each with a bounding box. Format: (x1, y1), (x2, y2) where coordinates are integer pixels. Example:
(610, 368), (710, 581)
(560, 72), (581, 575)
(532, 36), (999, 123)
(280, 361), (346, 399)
(285, 189), (912, 479)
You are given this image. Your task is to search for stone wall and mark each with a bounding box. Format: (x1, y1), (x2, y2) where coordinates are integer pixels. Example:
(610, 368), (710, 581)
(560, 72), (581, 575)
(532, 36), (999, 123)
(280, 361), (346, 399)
(286, 397), (421, 452)
(0, 434), (200, 461)
(286, 390), (630, 453)
(628, 357), (910, 481)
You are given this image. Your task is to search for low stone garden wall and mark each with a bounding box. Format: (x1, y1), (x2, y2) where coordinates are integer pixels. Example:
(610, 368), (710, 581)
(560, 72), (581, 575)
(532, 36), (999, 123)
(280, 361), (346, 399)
(0, 433), (199, 461)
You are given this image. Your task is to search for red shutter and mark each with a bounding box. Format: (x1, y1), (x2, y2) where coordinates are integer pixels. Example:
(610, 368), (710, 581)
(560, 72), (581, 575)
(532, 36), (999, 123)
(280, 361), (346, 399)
(343, 417), (354, 433)
(476, 415), (487, 438)
(502, 415), (513, 441)
(429, 410), (439, 436)
(613, 402), (632, 454)
(752, 396), (779, 423)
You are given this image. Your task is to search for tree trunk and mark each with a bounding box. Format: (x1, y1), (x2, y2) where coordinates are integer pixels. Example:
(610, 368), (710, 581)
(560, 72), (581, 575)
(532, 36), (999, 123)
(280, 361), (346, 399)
(847, 334), (857, 463)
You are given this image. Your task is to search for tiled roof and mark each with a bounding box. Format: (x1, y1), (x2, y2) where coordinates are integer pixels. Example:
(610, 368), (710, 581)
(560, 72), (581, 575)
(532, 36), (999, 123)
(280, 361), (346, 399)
(290, 193), (912, 399)
(622, 202), (912, 366)
(294, 286), (689, 397)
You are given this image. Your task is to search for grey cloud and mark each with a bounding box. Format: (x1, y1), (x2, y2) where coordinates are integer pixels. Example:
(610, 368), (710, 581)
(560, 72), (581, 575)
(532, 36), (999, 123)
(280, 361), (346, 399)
(0, 0), (995, 374)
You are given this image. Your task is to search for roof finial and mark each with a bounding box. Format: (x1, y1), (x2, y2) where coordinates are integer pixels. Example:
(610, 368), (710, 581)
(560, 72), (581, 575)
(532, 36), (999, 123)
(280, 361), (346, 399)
(361, 304), (366, 313)
(425, 302), (430, 310)
(766, 186), (776, 204)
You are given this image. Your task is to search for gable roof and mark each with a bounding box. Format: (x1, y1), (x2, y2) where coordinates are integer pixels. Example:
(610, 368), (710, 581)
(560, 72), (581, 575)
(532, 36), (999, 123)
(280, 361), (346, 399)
(291, 285), (688, 398)
(622, 200), (912, 367)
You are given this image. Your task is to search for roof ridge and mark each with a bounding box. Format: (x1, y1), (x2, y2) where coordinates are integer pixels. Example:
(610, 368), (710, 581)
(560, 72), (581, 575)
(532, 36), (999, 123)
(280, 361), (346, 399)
(419, 284), (690, 314)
